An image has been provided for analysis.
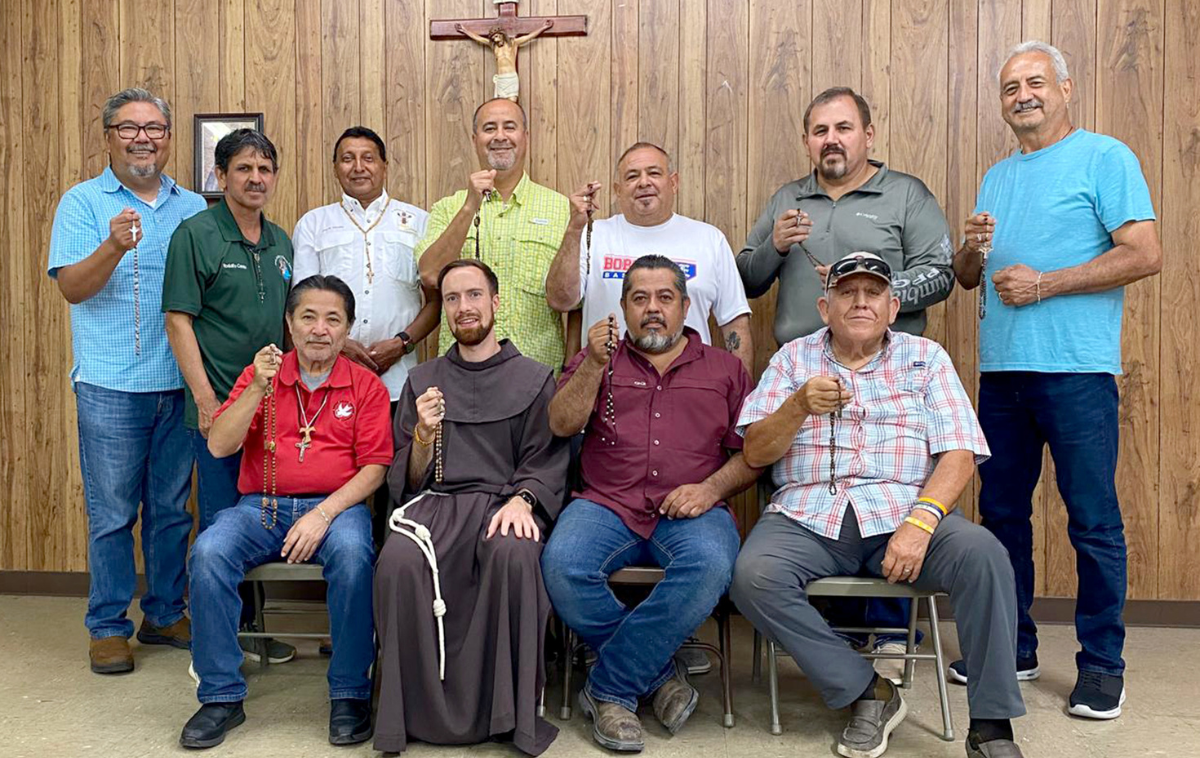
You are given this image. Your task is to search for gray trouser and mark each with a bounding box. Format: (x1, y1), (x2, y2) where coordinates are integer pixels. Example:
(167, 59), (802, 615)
(731, 509), (1025, 719)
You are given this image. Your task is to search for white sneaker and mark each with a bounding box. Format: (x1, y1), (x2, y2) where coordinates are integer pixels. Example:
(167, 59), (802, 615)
(872, 642), (910, 685)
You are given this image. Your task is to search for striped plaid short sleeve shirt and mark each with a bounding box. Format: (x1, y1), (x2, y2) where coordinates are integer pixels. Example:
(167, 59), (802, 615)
(736, 328), (989, 539)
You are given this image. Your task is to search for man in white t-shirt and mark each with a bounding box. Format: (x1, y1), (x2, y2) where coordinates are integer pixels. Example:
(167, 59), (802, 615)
(293, 126), (440, 402)
(546, 142), (753, 373)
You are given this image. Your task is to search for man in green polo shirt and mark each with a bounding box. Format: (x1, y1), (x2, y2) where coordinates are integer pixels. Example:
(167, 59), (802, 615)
(164, 127), (296, 665)
(416, 98), (569, 372)
(737, 86), (955, 684)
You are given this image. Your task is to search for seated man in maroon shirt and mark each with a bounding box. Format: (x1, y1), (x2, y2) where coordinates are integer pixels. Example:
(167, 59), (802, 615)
(542, 255), (759, 752)
(181, 275), (392, 749)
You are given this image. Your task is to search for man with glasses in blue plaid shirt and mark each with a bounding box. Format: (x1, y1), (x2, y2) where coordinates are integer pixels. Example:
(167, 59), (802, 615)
(48, 87), (206, 675)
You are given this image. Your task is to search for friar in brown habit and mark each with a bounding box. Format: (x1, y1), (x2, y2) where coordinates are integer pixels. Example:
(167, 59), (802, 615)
(373, 259), (568, 755)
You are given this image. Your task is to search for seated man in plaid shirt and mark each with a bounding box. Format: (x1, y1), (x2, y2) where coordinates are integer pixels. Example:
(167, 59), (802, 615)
(730, 252), (1025, 758)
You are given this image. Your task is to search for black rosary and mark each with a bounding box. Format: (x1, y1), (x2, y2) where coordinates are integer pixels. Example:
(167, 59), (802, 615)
(472, 212), (482, 260)
(585, 208), (594, 273)
(978, 239), (991, 320)
(599, 315), (617, 445)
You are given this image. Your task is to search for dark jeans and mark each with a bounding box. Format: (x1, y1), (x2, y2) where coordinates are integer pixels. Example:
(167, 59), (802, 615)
(189, 429), (242, 534)
(977, 371), (1126, 675)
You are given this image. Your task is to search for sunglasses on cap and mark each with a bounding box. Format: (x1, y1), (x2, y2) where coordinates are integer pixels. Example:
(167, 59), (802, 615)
(825, 253), (893, 290)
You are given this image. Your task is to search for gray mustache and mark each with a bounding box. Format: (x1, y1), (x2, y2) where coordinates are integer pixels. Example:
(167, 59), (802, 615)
(1014, 98), (1043, 113)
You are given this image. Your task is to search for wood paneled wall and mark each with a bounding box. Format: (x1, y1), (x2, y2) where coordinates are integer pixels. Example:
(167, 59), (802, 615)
(1, 0), (1198, 601)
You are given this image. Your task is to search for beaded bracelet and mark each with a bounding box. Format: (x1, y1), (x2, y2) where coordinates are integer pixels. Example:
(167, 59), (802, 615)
(315, 505), (332, 525)
(412, 425), (434, 447)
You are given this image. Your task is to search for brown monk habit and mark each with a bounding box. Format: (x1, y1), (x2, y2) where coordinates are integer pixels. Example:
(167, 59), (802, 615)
(373, 340), (568, 755)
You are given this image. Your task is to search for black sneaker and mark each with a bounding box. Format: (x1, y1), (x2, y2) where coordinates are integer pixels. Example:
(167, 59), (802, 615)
(238, 636), (296, 664)
(1068, 670), (1125, 720)
(948, 653), (1040, 685)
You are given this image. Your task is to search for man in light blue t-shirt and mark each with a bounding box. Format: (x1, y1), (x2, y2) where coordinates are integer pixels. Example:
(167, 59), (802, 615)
(951, 41), (1161, 732)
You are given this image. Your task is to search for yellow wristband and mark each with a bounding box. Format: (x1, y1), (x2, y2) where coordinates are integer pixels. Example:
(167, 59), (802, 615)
(412, 425), (434, 447)
(917, 496), (948, 516)
(904, 515), (936, 535)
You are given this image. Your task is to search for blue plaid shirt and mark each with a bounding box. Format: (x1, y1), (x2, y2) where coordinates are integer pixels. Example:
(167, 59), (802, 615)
(48, 167), (206, 392)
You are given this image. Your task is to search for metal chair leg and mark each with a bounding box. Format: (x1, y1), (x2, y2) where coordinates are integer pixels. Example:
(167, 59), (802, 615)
(752, 629), (762, 684)
(718, 608), (734, 728)
(903, 596), (919, 689)
(560, 627), (575, 720)
(927, 596), (954, 741)
(538, 684), (545, 718)
(766, 639), (782, 735)
(253, 580), (268, 670)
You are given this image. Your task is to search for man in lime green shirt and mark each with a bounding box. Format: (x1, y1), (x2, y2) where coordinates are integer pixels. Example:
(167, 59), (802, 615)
(416, 98), (569, 371)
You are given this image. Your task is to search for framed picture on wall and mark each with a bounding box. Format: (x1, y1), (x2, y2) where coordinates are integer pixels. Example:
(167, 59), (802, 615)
(193, 113), (264, 199)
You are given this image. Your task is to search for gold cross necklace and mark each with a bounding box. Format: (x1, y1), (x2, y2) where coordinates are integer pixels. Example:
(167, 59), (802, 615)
(340, 198), (392, 284)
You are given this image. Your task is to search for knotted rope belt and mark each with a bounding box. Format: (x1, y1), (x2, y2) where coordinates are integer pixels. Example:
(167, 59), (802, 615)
(388, 491), (449, 680)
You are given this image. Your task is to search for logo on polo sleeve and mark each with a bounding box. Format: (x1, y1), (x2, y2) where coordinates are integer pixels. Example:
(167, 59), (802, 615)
(334, 401), (355, 420)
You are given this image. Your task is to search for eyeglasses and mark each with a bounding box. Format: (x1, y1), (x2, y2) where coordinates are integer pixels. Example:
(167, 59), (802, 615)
(107, 122), (169, 140)
(825, 254), (892, 289)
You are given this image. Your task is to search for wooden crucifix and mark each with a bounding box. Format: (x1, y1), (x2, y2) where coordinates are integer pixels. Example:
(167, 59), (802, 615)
(431, 0), (588, 102)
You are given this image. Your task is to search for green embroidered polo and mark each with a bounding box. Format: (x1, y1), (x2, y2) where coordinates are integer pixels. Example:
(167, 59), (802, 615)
(162, 199), (294, 428)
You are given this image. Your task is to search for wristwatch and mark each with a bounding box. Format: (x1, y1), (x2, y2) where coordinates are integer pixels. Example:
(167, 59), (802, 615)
(515, 489), (538, 511)
(396, 330), (414, 355)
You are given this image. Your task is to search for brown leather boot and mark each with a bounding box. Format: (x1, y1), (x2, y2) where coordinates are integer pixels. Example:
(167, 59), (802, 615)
(579, 689), (644, 752)
(136, 616), (191, 649)
(90, 636), (134, 674)
(651, 656), (699, 734)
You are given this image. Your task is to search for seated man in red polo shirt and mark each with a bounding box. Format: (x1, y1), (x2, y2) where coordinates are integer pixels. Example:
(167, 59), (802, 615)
(541, 255), (759, 752)
(180, 275), (392, 750)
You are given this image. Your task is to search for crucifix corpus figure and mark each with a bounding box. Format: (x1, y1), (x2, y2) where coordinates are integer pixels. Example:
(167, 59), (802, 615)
(431, 0), (588, 102)
(458, 21), (551, 101)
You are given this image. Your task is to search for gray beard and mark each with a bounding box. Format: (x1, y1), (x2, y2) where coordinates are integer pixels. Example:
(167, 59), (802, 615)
(632, 328), (682, 354)
(486, 148), (516, 171)
(128, 162), (157, 178)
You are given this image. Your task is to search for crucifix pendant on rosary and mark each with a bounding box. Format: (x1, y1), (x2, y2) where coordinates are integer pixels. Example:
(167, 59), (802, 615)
(296, 425), (314, 462)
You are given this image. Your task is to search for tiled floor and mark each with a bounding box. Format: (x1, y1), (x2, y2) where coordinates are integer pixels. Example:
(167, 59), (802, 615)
(1, 595), (1196, 757)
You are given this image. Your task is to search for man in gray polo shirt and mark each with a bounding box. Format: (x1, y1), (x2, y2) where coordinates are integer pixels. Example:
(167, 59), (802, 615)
(738, 87), (954, 346)
(737, 86), (955, 681)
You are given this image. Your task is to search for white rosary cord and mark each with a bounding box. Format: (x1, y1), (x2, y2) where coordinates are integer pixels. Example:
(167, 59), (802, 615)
(388, 491), (448, 680)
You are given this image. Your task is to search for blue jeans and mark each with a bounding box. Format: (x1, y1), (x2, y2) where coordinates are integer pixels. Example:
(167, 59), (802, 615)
(190, 429), (242, 534)
(76, 383), (193, 639)
(189, 497), (376, 702)
(541, 499), (741, 711)
(978, 372), (1126, 675)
